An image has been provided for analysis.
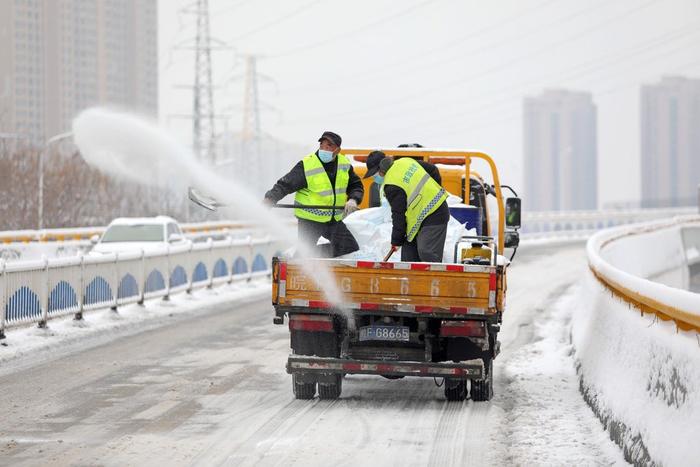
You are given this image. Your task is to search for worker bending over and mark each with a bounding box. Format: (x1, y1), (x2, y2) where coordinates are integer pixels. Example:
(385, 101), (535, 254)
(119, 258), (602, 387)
(364, 150), (449, 262)
(264, 131), (364, 257)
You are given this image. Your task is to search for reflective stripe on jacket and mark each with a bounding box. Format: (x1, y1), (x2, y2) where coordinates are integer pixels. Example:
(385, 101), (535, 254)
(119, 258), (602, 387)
(383, 158), (447, 241)
(294, 153), (350, 222)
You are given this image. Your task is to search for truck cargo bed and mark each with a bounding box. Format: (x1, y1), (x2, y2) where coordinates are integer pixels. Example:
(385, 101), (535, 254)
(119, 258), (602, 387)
(272, 257), (502, 316)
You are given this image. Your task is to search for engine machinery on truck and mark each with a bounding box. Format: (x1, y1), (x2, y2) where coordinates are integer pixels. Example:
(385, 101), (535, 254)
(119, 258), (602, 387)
(271, 148), (521, 401)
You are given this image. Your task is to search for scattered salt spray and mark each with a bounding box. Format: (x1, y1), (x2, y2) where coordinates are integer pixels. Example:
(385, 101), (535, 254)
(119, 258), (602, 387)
(72, 107), (346, 310)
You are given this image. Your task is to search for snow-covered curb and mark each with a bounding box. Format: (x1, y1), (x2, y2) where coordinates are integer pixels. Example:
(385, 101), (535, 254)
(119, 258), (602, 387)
(587, 216), (700, 316)
(0, 279), (270, 370)
(574, 217), (700, 466)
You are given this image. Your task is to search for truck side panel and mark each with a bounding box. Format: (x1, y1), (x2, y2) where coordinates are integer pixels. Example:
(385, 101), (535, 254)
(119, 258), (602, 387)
(273, 259), (498, 313)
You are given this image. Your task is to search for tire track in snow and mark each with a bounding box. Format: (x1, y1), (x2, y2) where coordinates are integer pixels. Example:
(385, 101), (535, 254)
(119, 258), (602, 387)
(427, 399), (468, 466)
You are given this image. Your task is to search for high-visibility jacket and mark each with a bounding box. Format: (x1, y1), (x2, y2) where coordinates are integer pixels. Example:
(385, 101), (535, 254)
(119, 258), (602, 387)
(294, 153), (350, 222)
(384, 158), (447, 241)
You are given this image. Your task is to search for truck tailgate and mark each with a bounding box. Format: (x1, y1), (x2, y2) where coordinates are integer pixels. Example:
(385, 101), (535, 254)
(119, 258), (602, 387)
(273, 258), (497, 314)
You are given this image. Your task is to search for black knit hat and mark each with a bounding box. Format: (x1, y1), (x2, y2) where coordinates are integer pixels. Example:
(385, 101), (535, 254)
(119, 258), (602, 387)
(363, 150), (386, 179)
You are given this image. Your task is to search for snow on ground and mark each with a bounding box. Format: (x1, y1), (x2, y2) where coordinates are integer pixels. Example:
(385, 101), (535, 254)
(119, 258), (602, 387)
(494, 283), (627, 466)
(0, 243), (632, 465)
(1, 226), (695, 464)
(0, 279), (270, 372)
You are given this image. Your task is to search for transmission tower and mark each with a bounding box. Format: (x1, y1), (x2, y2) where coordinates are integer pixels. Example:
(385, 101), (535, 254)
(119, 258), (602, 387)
(192, 0), (216, 164)
(242, 55), (261, 143)
(240, 55), (263, 187)
(169, 0), (230, 220)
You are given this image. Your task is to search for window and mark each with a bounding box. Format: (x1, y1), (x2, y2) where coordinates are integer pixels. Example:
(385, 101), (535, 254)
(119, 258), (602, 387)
(167, 223), (181, 238)
(100, 225), (164, 243)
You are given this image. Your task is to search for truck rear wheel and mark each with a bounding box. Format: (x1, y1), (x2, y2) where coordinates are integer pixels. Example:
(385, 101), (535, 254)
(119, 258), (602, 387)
(470, 358), (493, 401)
(444, 378), (467, 401)
(293, 374), (316, 400)
(318, 374), (342, 400)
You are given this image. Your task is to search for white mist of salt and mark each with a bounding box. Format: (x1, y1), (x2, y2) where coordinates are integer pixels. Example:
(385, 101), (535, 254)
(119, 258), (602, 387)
(72, 107), (346, 308)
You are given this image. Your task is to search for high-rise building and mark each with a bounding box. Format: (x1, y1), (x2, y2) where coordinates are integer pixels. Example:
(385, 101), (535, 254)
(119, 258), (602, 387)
(640, 76), (700, 208)
(523, 89), (598, 211)
(0, 0), (157, 143)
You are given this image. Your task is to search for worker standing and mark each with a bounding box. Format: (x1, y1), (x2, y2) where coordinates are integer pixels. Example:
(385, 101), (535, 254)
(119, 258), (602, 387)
(264, 131), (364, 257)
(364, 150), (449, 262)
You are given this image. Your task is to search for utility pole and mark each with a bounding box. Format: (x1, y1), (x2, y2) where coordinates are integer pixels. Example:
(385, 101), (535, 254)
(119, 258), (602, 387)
(237, 54), (278, 190)
(242, 55), (261, 145)
(192, 0), (216, 165)
(241, 55), (262, 185)
(170, 1), (230, 220)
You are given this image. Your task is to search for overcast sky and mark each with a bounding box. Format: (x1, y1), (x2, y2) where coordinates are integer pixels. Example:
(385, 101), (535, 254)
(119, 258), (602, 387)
(158, 0), (700, 207)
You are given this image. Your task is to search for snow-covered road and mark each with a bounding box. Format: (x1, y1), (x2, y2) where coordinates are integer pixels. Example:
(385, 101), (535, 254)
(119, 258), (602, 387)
(0, 242), (626, 466)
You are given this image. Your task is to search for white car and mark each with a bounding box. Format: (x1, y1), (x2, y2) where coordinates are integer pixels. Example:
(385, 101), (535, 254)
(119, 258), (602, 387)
(90, 216), (189, 255)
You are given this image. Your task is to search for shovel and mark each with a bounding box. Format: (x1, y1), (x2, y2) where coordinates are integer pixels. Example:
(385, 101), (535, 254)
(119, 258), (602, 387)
(188, 187), (342, 212)
(383, 246), (398, 262)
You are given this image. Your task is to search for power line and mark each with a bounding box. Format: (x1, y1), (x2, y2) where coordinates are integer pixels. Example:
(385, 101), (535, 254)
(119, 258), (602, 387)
(426, 57), (700, 141)
(282, 0), (564, 94)
(369, 49), (700, 142)
(209, 0), (255, 16)
(231, 0), (326, 41)
(362, 22), (700, 136)
(298, 0), (662, 121)
(264, 0), (443, 59)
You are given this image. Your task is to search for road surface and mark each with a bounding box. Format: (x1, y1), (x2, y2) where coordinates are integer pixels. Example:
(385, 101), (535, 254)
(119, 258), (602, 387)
(0, 242), (624, 466)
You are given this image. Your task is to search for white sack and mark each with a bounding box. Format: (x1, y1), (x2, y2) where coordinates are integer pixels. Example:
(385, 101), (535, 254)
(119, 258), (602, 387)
(341, 200), (475, 263)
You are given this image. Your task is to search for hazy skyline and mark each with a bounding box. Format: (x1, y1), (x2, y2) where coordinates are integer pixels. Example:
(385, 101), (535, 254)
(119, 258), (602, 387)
(158, 0), (700, 208)
(524, 89), (598, 211)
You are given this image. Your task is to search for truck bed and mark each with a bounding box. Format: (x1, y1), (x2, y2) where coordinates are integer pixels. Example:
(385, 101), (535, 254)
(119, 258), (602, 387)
(272, 257), (502, 316)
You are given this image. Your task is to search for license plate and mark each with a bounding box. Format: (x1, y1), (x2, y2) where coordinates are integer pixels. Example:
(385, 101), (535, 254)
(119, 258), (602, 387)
(359, 325), (410, 342)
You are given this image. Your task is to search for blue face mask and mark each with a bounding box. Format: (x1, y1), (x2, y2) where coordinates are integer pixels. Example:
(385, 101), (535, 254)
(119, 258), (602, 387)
(318, 149), (334, 163)
(373, 174), (384, 185)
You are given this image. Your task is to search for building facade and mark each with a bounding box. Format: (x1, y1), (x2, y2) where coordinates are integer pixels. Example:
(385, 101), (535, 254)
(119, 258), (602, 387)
(523, 89), (598, 212)
(641, 76), (700, 208)
(0, 0), (157, 143)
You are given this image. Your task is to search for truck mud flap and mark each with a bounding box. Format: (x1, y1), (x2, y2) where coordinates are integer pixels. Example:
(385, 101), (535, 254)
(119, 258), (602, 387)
(287, 356), (484, 379)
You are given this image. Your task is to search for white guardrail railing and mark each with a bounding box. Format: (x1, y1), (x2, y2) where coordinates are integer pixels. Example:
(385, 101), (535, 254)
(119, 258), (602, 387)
(0, 236), (278, 338)
(520, 206), (697, 239)
(587, 215), (700, 332)
(0, 220), (255, 244)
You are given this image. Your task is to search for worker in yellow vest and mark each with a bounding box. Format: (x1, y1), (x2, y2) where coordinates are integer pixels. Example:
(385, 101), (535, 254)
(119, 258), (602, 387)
(264, 131), (364, 257)
(364, 150), (449, 262)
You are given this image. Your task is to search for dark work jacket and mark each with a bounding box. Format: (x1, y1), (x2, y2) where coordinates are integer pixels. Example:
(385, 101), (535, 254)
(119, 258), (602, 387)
(264, 151), (365, 222)
(384, 160), (450, 246)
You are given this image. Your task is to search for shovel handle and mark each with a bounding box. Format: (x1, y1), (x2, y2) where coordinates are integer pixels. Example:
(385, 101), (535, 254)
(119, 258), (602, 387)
(270, 204), (344, 209)
(383, 247), (397, 262)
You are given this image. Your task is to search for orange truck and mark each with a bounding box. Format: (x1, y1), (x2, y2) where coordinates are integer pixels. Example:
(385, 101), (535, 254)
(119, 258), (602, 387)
(271, 148), (521, 401)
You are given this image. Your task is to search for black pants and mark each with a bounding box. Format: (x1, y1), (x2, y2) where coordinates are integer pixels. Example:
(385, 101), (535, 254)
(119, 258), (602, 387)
(400, 222), (448, 262)
(297, 218), (359, 258)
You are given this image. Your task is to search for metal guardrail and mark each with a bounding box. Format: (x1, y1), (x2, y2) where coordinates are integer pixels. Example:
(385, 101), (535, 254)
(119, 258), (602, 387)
(0, 221), (254, 244)
(0, 236), (278, 338)
(521, 207), (696, 235)
(587, 215), (700, 333)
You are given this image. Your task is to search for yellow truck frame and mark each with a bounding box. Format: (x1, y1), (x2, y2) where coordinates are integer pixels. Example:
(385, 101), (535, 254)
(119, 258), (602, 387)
(271, 149), (517, 402)
(350, 148), (504, 244)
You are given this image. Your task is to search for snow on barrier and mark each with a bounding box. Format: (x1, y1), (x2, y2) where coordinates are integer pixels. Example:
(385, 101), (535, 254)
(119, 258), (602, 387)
(0, 220), (269, 263)
(575, 215), (700, 466)
(0, 220), (254, 244)
(0, 236), (278, 339)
